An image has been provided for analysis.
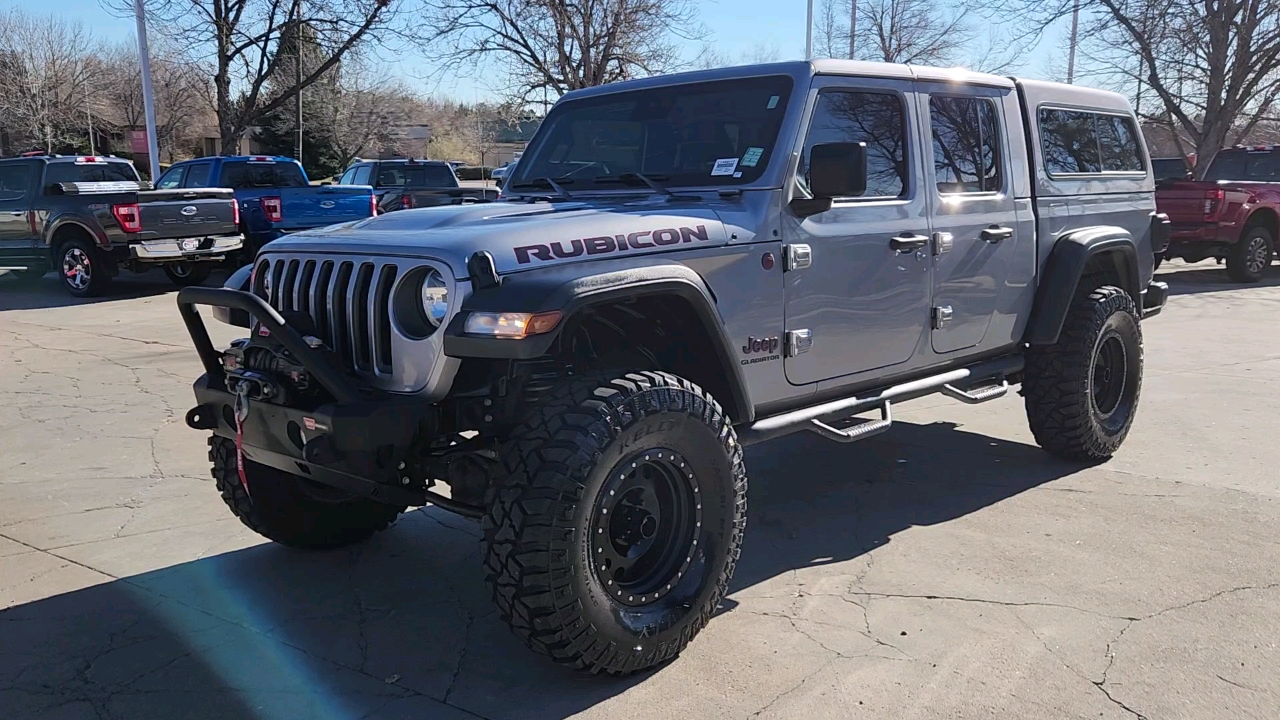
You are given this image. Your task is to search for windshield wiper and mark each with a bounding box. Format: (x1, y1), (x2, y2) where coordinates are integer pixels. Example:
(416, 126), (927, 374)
(509, 176), (576, 199)
(593, 173), (674, 196)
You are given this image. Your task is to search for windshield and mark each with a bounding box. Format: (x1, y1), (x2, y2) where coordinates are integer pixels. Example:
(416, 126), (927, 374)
(509, 75), (794, 191)
(377, 164), (458, 188)
(1204, 151), (1280, 182)
(220, 161), (309, 189)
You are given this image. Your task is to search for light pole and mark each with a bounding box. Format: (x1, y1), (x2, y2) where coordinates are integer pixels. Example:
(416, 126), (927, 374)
(806, 0), (814, 60)
(1066, 0), (1080, 84)
(132, 0), (160, 180)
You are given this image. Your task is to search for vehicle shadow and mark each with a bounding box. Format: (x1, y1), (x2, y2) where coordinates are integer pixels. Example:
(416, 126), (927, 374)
(0, 268), (231, 312)
(0, 420), (1084, 720)
(1158, 260), (1280, 296)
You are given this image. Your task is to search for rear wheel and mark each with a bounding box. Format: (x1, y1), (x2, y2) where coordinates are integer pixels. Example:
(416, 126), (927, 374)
(483, 371), (747, 674)
(209, 436), (404, 549)
(163, 261), (213, 287)
(58, 237), (110, 297)
(1226, 226), (1273, 283)
(1024, 285), (1143, 460)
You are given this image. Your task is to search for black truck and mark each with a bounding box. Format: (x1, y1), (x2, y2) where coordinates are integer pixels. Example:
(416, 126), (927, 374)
(337, 159), (498, 214)
(0, 155), (242, 296)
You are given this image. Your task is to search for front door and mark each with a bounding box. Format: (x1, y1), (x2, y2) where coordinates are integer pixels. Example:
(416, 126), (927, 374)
(0, 161), (37, 258)
(783, 78), (932, 385)
(919, 85), (1023, 353)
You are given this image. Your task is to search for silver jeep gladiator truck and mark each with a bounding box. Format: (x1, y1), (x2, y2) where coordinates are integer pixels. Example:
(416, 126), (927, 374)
(177, 61), (1169, 674)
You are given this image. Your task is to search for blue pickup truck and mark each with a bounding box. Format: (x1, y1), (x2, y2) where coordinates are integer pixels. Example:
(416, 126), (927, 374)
(156, 156), (375, 255)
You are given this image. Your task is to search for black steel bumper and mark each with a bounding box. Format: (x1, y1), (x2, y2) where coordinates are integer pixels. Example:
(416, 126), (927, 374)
(177, 287), (433, 507)
(1142, 280), (1169, 319)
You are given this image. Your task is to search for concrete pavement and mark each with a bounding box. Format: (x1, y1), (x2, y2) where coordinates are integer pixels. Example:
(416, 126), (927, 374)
(1, 262), (1278, 719)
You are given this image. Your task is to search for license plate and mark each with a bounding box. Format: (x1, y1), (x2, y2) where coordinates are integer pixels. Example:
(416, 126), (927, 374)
(181, 239), (200, 252)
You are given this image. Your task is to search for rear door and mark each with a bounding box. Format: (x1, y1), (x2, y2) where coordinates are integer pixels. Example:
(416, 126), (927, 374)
(918, 83), (1024, 353)
(0, 161), (37, 255)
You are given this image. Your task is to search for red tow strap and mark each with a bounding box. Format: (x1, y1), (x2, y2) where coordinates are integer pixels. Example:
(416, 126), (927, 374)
(233, 385), (252, 498)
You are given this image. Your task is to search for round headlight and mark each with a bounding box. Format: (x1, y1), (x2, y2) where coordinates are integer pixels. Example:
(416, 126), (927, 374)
(420, 270), (448, 327)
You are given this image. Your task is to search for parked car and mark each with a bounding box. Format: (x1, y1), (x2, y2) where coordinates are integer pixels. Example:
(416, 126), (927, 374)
(1152, 156), (1192, 182)
(176, 61), (1166, 674)
(0, 155), (240, 296)
(489, 161), (517, 187)
(1156, 145), (1280, 281)
(157, 156), (375, 257)
(337, 159), (497, 214)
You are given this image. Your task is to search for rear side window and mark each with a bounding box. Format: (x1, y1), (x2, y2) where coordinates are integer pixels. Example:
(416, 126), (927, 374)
(352, 165), (372, 185)
(799, 89), (908, 199)
(930, 96), (1002, 194)
(1040, 108), (1145, 175)
(219, 161), (308, 189)
(44, 161), (140, 186)
(184, 163), (212, 187)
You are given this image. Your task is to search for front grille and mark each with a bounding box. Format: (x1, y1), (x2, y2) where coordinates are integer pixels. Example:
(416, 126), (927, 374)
(255, 256), (398, 375)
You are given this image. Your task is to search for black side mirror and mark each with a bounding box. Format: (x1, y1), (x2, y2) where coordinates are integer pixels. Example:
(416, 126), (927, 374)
(790, 141), (868, 218)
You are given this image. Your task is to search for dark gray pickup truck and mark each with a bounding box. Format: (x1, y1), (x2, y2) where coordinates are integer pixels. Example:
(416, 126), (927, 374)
(338, 159), (498, 214)
(0, 155), (241, 296)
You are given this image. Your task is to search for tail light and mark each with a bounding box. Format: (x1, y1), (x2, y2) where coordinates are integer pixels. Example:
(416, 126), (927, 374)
(112, 203), (142, 233)
(1203, 189), (1226, 220)
(370, 194), (378, 216)
(260, 196), (283, 223)
(232, 199), (241, 227)
(400, 193), (413, 209)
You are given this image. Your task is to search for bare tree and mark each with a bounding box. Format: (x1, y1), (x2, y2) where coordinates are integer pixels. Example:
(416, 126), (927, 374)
(999, 0), (1280, 176)
(97, 42), (211, 161)
(426, 0), (704, 105)
(119, 0), (405, 154)
(814, 0), (852, 59)
(857, 0), (973, 65)
(0, 10), (98, 153)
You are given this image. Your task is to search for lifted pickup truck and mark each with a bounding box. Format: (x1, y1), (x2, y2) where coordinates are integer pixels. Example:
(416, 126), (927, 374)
(157, 156), (375, 256)
(1156, 145), (1280, 282)
(177, 61), (1167, 674)
(0, 155), (240, 296)
(337, 158), (498, 214)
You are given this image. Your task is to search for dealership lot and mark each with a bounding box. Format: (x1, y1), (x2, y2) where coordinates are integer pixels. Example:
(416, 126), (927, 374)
(1, 262), (1278, 720)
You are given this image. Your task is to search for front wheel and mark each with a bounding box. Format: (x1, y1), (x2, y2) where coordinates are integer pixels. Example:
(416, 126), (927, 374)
(483, 371), (747, 674)
(1226, 226), (1273, 283)
(163, 261), (213, 287)
(1024, 286), (1143, 460)
(209, 436), (405, 549)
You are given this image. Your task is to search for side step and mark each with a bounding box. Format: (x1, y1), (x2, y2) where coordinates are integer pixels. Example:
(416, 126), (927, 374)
(738, 354), (1023, 447)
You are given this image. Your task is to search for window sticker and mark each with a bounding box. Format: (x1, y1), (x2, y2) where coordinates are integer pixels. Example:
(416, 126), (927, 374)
(711, 158), (740, 176)
(741, 146), (765, 167)
(733, 171), (743, 178)
(767, 95), (780, 109)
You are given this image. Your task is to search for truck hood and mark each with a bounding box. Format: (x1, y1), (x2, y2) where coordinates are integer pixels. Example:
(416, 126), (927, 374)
(263, 198), (730, 278)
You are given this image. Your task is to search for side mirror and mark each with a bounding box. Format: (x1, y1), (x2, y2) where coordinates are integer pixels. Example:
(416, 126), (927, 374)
(790, 141), (867, 218)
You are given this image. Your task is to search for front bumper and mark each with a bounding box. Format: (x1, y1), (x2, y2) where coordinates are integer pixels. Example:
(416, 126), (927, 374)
(1142, 280), (1169, 319)
(132, 234), (244, 261)
(177, 287), (433, 507)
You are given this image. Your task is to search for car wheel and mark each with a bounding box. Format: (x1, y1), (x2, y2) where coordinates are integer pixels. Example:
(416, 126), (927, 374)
(209, 436), (405, 550)
(163, 261), (213, 287)
(58, 237), (110, 298)
(1226, 226), (1273, 283)
(1023, 285), (1143, 461)
(483, 371), (747, 674)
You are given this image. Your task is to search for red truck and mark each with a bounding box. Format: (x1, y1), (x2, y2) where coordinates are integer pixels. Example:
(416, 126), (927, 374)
(1157, 146), (1280, 282)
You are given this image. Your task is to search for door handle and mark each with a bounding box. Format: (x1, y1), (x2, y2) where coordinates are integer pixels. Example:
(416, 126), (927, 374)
(890, 233), (929, 253)
(980, 225), (1014, 242)
(6, 211), (24, 217)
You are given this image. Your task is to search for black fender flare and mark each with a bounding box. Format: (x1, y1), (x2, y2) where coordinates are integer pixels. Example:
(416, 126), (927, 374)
(443, 258), (752, 423)
(1024, 225), (1140, 345)
(43, 215), (103, 254)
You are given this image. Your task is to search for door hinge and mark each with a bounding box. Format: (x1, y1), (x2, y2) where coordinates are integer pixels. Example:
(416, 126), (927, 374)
(786, 329), (813, 356)
(932, 306), (954, 329)
(932, 231), (953, 255)
(784, 244), (812, 271)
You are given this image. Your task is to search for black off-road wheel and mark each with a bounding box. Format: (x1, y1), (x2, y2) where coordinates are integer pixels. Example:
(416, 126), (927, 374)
(483, 371), (747, 675)
(209, 436), (405, 549)
(1024, 285), (1143, 460)
(163, 261), (213, 287)
(1226, 225), (1273, 283)
(58, 237), (111, 298)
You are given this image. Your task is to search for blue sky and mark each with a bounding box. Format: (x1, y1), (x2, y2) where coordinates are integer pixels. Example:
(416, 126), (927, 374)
(13, 0), (1068, 101)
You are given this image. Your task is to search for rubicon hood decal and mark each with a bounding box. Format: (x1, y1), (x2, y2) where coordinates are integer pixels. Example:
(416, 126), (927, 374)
(514, 225), (711, 264)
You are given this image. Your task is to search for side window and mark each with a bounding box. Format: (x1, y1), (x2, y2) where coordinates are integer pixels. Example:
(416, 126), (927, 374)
(930, 96), (1003, 194)
(156, 166), (186, 190)
(338, 168), (357, 185)
(1097, 115), (1144, 172)
(352, 165), (373, 186)
(799, 89), (908, 199)
(0, 163), (35, 202)
(183, 163), (212, 187)
(1040, 108), (1102, 174)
